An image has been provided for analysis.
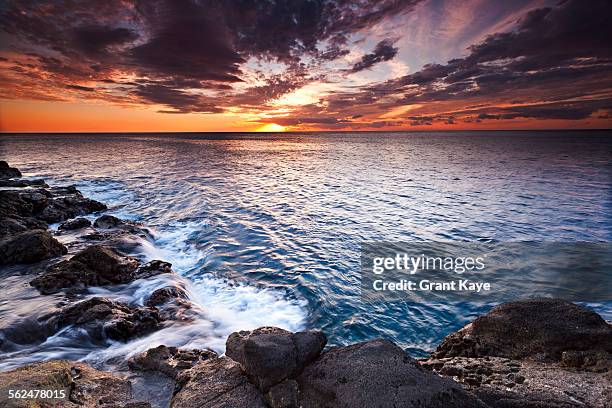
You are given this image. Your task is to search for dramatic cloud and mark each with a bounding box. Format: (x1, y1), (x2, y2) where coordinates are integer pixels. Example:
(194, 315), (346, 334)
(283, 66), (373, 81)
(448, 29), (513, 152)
(350, 39), (399, 73)
(1, 0), (611, 129)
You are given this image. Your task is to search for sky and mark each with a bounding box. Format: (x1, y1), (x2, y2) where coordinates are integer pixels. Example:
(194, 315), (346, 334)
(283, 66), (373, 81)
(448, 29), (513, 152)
(0, 0), (611, 132)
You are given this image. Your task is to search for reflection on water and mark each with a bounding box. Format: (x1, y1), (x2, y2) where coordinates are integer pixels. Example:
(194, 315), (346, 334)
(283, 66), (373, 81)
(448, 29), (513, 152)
(0, 131), (610, 369)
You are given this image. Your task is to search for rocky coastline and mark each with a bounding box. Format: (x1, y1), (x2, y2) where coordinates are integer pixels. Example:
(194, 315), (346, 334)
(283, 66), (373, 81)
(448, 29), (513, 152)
(0, 161), (610, 407)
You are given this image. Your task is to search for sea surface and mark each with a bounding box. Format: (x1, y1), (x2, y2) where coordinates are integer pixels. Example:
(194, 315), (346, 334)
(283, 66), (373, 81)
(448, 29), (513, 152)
(1, 131), (611, 371)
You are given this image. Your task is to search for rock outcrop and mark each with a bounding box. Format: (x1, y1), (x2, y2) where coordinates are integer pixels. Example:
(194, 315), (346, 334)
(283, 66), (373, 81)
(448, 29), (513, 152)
(422, 356), (611, 408)
(0, 229), (67, 265)
(172, 357), (268, 408)
(0, 360), (150, 408)
(0, 160), (21, 179)
(226, 327), (327, 391)
(424, 299), (612, 408)
(128, 345), (217, 379)
(30, 245), (139, 294)
(45, 297), (162, 343)
(295, 339), (483, 408)
(59, 217), (92, 230)
(433, 298), (612, 362)
(30, 247), (173, 294)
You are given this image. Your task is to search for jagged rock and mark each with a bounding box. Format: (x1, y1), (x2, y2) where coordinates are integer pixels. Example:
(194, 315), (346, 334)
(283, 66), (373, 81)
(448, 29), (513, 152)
(59, 217), (92, 230)
(226, 327), (327, 391)
(0, 229), (67, 265)
(422, 356), (611, 408)
(171, 357), (267, 408)
(0, 216), (48, 237)
(145, 286), (188, 307)
(36, 192), (106, 223)
(94, 214), (125, 229)
(46, 297), (162, 342)
(295, 339), (483, 408)
(128, 345), (217, 379)
(0, 178), (47, 188)
(134, 260), (173, 279)
(433, 298), (612, 361)
(0, 187), (106, 224)
(0, 360), (150, 408)
(0, 160), (21, 179)
(30, 245), (139, 294)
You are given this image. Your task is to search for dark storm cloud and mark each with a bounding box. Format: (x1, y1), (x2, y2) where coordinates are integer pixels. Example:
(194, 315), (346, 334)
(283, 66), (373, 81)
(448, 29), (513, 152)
(314, 0), (612, 125)
(130, 0), (244, 83)
(350, 39), (398, 73)
(134, 83), (223, 113)
(0, 0), (422, 113)
(71, 26), (138, 56)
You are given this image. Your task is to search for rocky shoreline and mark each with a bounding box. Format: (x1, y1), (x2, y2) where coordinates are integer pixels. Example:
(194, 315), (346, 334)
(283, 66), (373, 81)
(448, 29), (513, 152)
(0, 161), (610, 407)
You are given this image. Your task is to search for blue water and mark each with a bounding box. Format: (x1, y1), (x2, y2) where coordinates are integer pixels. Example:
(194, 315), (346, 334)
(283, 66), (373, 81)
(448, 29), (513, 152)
(0, 131), (610, 368)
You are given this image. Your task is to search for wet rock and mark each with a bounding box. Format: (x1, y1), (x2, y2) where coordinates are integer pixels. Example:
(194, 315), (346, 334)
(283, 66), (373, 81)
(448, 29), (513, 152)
(59, 217), (92, 230)
(145, 286), (188, 307)
(0, 360), (150, 408)
(30, 245), (139, 294)
(134, 260), (174, 279)
(128, 345), (217, 379)
(0, 160), (21, 179)
(36, 191), (106, 223)
(0, 186), (106, 224)
(0, 190), (41, 218)
(0, 178), (47, 188)
(226, 326), (327, 391)
(295, 339), (483, 408)
(433, 298), (612, 361)
(0, 229), (67, 265)
(94, 214), (125, 229)
(46, 297), (162, 342)
(171, 357), (267, 408)
(0, 216), (48, 237)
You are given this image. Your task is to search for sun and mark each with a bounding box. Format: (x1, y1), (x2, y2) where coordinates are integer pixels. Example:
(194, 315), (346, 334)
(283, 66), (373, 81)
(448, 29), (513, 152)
(256, 123), (286, 132)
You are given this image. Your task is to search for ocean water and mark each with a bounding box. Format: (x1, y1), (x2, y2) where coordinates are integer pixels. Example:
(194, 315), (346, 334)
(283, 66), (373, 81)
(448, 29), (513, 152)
(0, 131), (611, 371)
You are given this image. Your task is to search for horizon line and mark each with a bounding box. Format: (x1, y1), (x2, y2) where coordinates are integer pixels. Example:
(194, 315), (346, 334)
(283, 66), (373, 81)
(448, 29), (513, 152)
(1, 128), (611, 135)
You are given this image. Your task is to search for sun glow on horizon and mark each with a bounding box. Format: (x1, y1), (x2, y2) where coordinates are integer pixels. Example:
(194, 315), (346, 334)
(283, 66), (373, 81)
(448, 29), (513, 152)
(256, 123), (286, 132)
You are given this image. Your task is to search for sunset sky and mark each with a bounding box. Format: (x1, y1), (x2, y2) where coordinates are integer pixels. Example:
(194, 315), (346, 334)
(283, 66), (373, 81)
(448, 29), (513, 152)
(0, 0), (611, 132)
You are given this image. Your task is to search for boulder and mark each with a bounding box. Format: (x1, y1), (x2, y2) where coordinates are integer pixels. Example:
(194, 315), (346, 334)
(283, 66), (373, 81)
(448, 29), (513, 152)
(128, 345), (217, 379)
(0, 360), (150, 408)
(171, 357), (267, 408)
(94, 214), (125, 229)
(0, 229), (67, 265)
(422, 356), (612, 408)
(295, 339), (483, 408)
(134, 260), (174, 279)
(46, 297), (162, 342)
(30, 245), (139, 294)
(0, 160), (21, 179)
(59, 217), (92, 230)
(433, 298), (612, 361)
(225, 327), (326, 391)
(145, 286), (188, 307)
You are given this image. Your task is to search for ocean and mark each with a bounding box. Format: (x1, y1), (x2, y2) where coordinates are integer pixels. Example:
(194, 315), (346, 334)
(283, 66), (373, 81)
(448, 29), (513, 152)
(1, 131), (611, 370)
